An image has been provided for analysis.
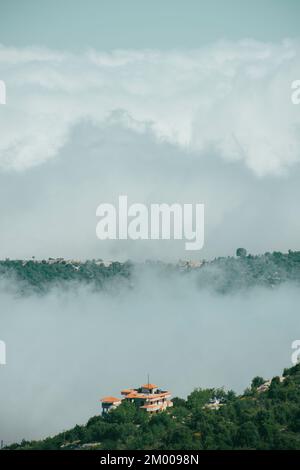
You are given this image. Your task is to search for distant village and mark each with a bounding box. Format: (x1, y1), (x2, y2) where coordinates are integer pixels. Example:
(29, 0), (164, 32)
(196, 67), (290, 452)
(6, 257), (204, 270)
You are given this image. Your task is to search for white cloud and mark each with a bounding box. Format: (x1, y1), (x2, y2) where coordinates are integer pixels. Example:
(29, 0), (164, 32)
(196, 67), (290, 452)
(0, 120), (300, 261)
(1, 274), (299, 442)
(0, 40), (300, 175)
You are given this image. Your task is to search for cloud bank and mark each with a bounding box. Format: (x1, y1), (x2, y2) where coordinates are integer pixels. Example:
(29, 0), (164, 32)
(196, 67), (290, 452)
(0, 40), (300, 259)
(1, 40), (300, 176)
(0, 118), (299, 260)
(0, 269), (298, 444)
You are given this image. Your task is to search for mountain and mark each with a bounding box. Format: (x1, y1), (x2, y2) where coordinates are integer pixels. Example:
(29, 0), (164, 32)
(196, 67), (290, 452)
(1, 249), (300, 294)
(4, 364), (300, 450)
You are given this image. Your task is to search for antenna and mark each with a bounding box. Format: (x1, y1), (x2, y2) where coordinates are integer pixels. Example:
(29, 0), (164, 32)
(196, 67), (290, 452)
(147, 373), (150, 387)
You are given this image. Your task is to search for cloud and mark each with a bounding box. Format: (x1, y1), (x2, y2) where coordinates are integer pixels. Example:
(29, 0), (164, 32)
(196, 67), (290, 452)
(0, 269), (298, 443)
(0, 40), (300, 445)
(0, 119), (299, 261)
(0, 40), (300, 260)
(1, 40), (300, 175)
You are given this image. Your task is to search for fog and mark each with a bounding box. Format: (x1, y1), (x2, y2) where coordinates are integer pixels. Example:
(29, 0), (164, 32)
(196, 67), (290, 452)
(0, 267), (299, 444)
(0, 40), (300, 446)
(0, 41), (300, 260)
(0, 121), (300, 261)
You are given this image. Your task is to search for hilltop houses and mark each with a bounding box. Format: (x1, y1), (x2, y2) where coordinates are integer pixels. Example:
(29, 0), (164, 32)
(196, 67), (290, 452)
(101, 396), (122, 414)
(203, 397), (224, 411)
(101, 383), (173, 415)
(256, 376), (285, 393)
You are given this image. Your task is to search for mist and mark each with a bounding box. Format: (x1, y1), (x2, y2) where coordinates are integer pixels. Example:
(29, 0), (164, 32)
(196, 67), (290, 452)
(0, 41), (300, 261)
(0, 266), (299, 444)
(0, 121), (300, 261)
(1, 39), (300, 448)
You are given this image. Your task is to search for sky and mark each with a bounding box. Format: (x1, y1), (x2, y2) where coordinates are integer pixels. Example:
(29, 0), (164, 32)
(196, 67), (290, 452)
(1, 0), (300, 50)
(0, 0), (299, 261)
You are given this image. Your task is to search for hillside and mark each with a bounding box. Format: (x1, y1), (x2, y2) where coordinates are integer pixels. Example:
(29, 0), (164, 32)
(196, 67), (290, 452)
(1, 249), (300, 294)
(4, 364), (300, 450)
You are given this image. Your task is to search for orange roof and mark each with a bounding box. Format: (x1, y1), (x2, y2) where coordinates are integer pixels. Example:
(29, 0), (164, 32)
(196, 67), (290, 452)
(101, 396), (121, 404)
(142, 383), (158, 389)
(121, 389), (134, 394)
(124, 391), (170, 400)
(125, 392), (139, 399)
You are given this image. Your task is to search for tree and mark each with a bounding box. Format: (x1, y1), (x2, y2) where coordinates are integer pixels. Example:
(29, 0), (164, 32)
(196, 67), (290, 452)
(236, 248), (247, 257)
(236, 421), (260, 448)
(251, 376), (265, 390)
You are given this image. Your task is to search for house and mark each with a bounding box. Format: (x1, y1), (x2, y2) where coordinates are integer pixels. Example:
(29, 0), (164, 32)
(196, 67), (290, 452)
(101, 382), (173, 415)
(256, 380), (271, 393)
(178, 260), (203, 269)
(101, 396), (122, 414)
(256, 376), (285, 393)
(203, 398), (224, 411)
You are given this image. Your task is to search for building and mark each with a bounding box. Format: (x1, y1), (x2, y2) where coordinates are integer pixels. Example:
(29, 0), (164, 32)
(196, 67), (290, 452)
(178, 260), (203, 270)
(101, 396), (122, 414)
(122, 383), (173, 413)
(101, 382), (173, 415)
(256, 376), (285, 393)
(256, 380), (271, 393)
(203, 398), (224, 411)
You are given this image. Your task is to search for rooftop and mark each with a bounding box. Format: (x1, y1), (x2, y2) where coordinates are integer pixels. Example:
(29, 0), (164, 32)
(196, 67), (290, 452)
(142, 383), (158, 389)
(101, 396), (121, 404)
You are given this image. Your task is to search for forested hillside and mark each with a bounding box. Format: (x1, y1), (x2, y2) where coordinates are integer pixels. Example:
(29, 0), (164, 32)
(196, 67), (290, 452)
(1, 249), (300, 293)
(5, 364), (300, 450)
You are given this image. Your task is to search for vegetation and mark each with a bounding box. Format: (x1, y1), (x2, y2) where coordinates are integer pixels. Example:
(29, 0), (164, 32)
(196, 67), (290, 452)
(0, 259), (132, 293)
(194, 249), (300, 293)
(1, 249), (300, 294)
(5, 364), (300, 450)
(2, 250), (300, 450)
